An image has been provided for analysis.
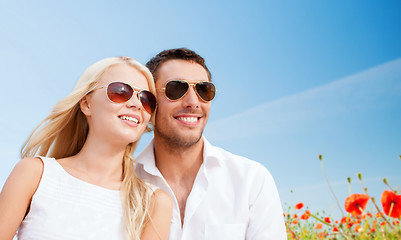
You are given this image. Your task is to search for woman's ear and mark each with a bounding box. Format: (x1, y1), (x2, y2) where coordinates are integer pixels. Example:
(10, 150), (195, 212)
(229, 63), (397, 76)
(80, 96), (92, 116)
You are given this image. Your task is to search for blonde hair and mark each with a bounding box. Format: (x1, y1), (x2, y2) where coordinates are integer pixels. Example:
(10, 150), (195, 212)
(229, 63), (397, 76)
(21, 56), (155, 240)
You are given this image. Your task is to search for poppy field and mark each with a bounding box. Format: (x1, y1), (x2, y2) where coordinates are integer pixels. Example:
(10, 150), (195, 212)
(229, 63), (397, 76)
(284, 155), (401, 239)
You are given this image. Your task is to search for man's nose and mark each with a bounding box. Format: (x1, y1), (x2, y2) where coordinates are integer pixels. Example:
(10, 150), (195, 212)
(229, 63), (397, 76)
(182, 85), (200, 108)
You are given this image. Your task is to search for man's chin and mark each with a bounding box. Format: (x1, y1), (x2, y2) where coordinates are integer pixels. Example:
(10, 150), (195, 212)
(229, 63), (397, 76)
(178, 135), (203, 148)
(157, 131), (202, 148)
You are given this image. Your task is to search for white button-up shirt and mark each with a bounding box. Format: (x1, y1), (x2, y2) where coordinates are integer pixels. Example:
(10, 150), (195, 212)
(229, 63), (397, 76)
(135, 137), (287, 240)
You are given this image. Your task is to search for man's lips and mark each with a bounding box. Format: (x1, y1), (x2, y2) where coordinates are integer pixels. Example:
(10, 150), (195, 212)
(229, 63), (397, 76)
(174, 114), (201, 125)
(176, 116), (199, 123)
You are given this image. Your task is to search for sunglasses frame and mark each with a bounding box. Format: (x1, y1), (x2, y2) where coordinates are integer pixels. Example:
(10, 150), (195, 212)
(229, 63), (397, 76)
(160, 80), (216, 102)
(95, 81), (156, 114)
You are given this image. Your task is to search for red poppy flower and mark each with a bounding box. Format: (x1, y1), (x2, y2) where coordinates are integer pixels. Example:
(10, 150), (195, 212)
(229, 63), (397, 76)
(381, 190), (401, 218)
(295, 202), (304, 210)
(341, 216), (351, 224)
(344, 194), (370, 215)
(300, 210), (310, 220)
(324, 217), (331, 223)
(316, 223), (323, 229)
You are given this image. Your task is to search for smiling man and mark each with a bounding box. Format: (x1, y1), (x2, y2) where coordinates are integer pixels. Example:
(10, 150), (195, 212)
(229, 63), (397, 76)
(135, 48), (286, 240)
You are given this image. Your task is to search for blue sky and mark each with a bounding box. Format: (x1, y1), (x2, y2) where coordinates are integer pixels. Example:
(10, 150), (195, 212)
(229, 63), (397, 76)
(1, 0), (400, 219)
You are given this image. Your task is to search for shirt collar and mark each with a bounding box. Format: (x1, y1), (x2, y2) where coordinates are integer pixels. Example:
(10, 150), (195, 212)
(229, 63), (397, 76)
(135, 139), (161, 176)
(202, 136), (223, 167)
(136, 136), (222, 176)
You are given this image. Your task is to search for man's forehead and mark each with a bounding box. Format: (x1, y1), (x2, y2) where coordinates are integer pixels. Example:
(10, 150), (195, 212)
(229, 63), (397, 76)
(156, 60), (209, 83)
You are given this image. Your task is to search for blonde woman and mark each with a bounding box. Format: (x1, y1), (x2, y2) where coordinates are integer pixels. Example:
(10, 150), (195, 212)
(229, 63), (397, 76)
(0, 57), (172, 240)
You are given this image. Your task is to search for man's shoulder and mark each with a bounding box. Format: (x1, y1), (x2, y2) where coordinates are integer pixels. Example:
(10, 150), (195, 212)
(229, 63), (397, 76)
(207, 143), (277, 199)
(212, 145), (259, 165)
(206, 142), (270, 178)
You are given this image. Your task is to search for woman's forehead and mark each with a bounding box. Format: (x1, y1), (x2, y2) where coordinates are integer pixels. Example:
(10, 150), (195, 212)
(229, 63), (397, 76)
(99, 64), (149, 89)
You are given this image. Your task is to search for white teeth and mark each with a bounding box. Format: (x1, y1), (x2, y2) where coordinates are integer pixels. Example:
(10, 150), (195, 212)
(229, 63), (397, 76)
(177, 117), (198, 123)
(119, 116), (139, 123)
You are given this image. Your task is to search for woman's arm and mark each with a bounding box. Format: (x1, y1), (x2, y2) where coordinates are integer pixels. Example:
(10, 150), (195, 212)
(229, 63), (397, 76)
(0, 157), (44, 240)
(141, 189), (173, 240)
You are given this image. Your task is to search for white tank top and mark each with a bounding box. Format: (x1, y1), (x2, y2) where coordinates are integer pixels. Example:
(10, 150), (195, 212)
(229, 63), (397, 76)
(18, 156), (126, 240)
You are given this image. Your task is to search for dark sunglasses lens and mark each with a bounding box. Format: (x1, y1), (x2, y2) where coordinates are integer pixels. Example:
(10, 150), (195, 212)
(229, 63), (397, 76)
(195, 82), (216, 101)
(139, 91), (157, 114)
(107, 82), (133, 103)
(165, 81), (189, 100)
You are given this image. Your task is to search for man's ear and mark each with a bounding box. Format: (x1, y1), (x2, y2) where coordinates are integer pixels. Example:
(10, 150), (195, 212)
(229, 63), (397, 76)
(80, 96), (92, 116)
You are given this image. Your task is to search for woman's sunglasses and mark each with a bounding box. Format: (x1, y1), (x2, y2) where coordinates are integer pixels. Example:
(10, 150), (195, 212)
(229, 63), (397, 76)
(96, 82), (157, 114)
(160, 80), (216, 102)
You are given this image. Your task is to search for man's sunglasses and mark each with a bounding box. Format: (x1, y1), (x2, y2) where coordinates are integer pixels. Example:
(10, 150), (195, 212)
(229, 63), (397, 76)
(96, 82), (157, 114)
(160, 80), (216, 102)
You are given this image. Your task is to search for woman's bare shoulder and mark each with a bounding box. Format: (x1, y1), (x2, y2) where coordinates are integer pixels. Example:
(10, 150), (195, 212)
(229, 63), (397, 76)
(141, 189), (173, 240)
(151, 189), (173, 210)
(0, 157), (45, 238)
(6, 157), (44, 193)
(16, 157), (44, 178)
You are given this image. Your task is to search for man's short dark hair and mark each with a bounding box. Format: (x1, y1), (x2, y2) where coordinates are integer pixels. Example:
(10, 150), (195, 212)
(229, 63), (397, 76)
(146, 48), (212, 82)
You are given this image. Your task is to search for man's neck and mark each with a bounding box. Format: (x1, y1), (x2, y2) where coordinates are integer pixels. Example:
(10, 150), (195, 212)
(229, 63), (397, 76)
(153, 136), (204, 226)
(154, 137), (204, 183)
